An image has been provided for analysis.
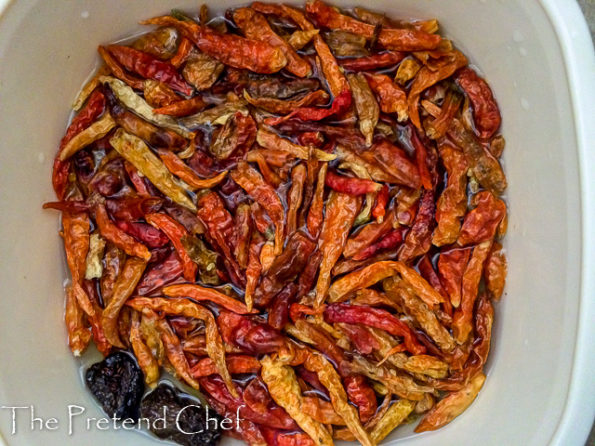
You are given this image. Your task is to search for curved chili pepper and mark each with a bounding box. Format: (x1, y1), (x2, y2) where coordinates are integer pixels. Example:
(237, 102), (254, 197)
(324, 303), (425, 355)
(153, 95), (208, 116)
(107, 45), (193, 95)
(372, 185), (389, 223)
(364, 73), (408, 121)
(343, 375), (377, 423)
(398, 190), (435, 262)
(136, 249), (184, 296)
(352, 227), (406, 261)
(95, 203), (151, 261)
(340, 51), (405, 71)
(456, 67), (501, 139)
(325, 170), (382, 195)
(170, 37), (194, 68)
(141, 16), (288, 74)
(145, 213), (197, 282)
(163, 283), (255, 314)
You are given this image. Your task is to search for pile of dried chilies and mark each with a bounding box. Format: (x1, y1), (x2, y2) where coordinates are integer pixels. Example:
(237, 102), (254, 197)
(45, 1), (508, 444)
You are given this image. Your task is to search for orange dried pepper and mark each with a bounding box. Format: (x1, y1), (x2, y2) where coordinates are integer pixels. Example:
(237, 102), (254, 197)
(365, 73), (408, 121)
(457, 191), (506, 246)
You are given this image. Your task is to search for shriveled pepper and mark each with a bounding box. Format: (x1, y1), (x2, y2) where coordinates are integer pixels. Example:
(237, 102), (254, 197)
(190, 354), (262, 377)
(163, 283), (254, 314)
(325, 170), (382, 195)
(126, 297), (236, 396)
(452, 240), (492, 344)
(114, 220), (169, 249)
(398, 189), (435, 262)
(136, 250), (184, 296)
(306, 0), (441, 51)
(153, 95), (208, 117)
(64, 285), (91, 356)
(97, 46), (145, 90)
(352, 227), (406, 261)
(457, 190), (506, 246)
(360, 140), (421, 189)
(456, 67), (501, 139)
(143, 79), (181, 108)
(306, 162), (327, 237)
(325, 303), (425, 355)
(340, 51), (405, 71)
(365, 73), (408, 122)
(101, 256), (147, 348)
(233, 7), (311, 78)
(145, 213), (197, 281)
(158, 149), (228, 190)
(314, 192), (361, 307)
(95, 202), (151, 261)
(109, 129), (197, 211)
(231, 162), (285, 255)
(130, 310), (160, 387)
(437, 247), (471, 308)
(432, 144), (468, 246)
(484, 242), (507, 300)
(244, 90), (328, 116)
(218, 311), (287, 355)
(107, 44), (193, 95)
(142, 15), (288, 73)
(286, 163), (307, 237)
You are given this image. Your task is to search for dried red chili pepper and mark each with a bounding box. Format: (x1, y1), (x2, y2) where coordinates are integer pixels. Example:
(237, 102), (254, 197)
(114, 220), (169, 249)
(265, 87), (352, 126)
(457, 191), (506, 246)
(97, 46), (145, 90)
(340, 51), (405, 71)
(268, 282), (299, 330)
(95, 202), (151, 261)
(306, 0), (441, 51)
(170, 37), (194, 68)
(352, 227), (406, 261)
(361, 140), (421, 189)
(53, 89), (106, 199)
(306, 162), (327, 237)
(398, 190), (435, 262)
(190, 355), (262, 377)
(344, 209), (395, 258)
(364, 73), (408, 122)
(218, 311), (287, 355)
(325, 170), (382, 195)
(437, 247), (471, 308)
(158, 149), (228, 190)
(142, 16), (288, 74)
(286, 163), (307, 237)
(456, 67), (501, 139)
(231, 162), (285, 255)
(107, 45), (193, 95)
(145, 213), (197, 282)
(372, 185), (389, 223)
(136, 250), (184, 296)
(163, 283), (254, 315)
(233, 7), (311, 78)
(484, 242), (507, 301)
(452, 241), (492, 344)
(432, 144), (468, 246)
(153, 95), (208, 116)
(315, 192), (361, 307)
(343, 375), (377, 423)
(324, 303), (425, 355)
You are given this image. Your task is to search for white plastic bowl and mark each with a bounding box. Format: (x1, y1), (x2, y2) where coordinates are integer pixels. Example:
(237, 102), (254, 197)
(0, 1), (593, 445)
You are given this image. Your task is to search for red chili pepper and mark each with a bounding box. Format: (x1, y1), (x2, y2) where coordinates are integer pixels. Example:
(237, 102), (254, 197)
(263, 429), (317, 446)
(410, 127), (434, 190)
(104, 196), (162, 221)
(268, 283), (298, 330)
(153, 96), (208, 117)
(142, 16), (288, 74)
(95, 203), (151, 261)
(398, 189), (435, 262)
(53, 89), (106, 199)
(107, 45), (193, 95)
(340, 51), (406, 71)
(145, 213), (197, 282)
(352, 227), (406, 261)
(324, 303), (426, 355)
(372, 185), (389, 223)
(343, 375), (377, 423)
(43, 200), (91, 213)
(265, 87), (352, 126)
(190, 355), (262, 378)
(456, 67), (501, 139)
(199, 376), (299, 430)
(339, 323), (380, 355)
(218, 311), (287, 355)
(169, 37), (194, 68)
(124, 162), (151, 197)
(325, 170), (382, 195)
(297, 131), (324, 147)
(136, 250), (184, 296)
(115, 220), (169, 248)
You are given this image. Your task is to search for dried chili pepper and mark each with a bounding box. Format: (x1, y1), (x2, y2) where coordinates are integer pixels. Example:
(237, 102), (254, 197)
(437, 247), (471, 308)
(163, 283), (254, 314)
(457, 190), (506, 246)
(136, 250), (184, 296)
(153, 95), (208, 116)
(325, 303), (425, 355)
(484, 242), (507, 300)
(218, 311), (287, 355)
(306, 0), (441, 51)
(231, 162), (285, 255)
(170, 37), (194, 68)
(64, 285), (91, 356)
(97, 46), (145, 90)
(361, 140), (421, 189)
(398, 189), (435, 262)
(145, 213), (198, 281)
(143, 79), (181, 108)
(101, 257), (147, 348)
(315, 192), (361, 307)
(325, 170), (382, 196)
(340, 51), (405, 71)
(306, 162), (327, 237)
(286, 163), (307, 237)
(456, 67), (501, 139)
(158, 149), (228, 190)
(107, 44), (193, 95)
(190, 355), (261, 377)
(432, 144), (468, 246)
(95, 202), (152, 261)
(115, 220), (169, 249)
(142, 16), (288, 73)
(364, 73), (408, 122)
(372, 185), (389, 223)
(352, 227), (406, 261)
(233, 7), (311, 78)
